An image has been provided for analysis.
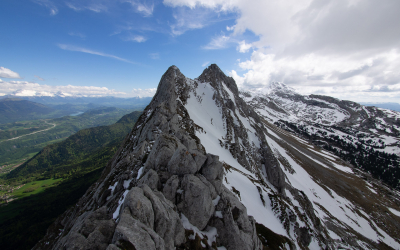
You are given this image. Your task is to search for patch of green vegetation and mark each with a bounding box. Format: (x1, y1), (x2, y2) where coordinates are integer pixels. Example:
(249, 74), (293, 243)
(0, 107), (136, 168)
(0, 168), (105, 250)
(0, 110), (141, 250)
(8, 179), (61, 198)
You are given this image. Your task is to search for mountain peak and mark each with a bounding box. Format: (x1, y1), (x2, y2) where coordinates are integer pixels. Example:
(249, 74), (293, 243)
(198, 64), (239, 96)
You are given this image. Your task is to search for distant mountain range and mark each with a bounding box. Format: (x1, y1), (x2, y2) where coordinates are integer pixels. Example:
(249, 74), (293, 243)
(360, 102), (400, 112)
(0, 94), (152, 109)
(0, 98), (70, 124)
(0, 96), (152, 124)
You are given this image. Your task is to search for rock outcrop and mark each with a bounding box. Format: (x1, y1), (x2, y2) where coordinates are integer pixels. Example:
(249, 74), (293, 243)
(33, 65), (263, 250)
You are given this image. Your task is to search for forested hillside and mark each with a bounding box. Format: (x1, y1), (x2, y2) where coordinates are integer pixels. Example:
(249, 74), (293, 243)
(0, 111), (141, 250)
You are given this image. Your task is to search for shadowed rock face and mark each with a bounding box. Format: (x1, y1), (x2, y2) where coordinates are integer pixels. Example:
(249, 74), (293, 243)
(33, 65), (264, 250)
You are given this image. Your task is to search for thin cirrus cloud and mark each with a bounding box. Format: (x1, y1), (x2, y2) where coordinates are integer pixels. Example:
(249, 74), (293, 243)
(65, 1), (108, 13)
(0, 67), (21, 79)
(202, 35), (231, 50)
(202, 61), (210, 67)
(123, 34), (147, 43)
(34, 75), (45, 81)
(57, 44), (136, 64)
(168, 6), (225, 36)
(32, 0), (58, 15)
(68, 32), (86, 39)
(149, 53), (160, 60)
(123, 0), (155, 17)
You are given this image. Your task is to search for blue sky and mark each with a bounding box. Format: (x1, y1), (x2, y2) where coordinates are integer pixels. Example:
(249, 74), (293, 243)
(1, 0), (400, 102)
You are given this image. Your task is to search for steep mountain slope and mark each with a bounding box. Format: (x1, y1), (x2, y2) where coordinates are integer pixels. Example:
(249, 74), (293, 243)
(242, 84), (400, 189)
(35, 65), (400, 250)
(0, 111), (141, 250)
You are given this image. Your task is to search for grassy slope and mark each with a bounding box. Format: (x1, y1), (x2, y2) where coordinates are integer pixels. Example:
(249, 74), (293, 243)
(0, 111), (141, 250)
(0, 107), (134, 167)
(3, 110), (141, 183)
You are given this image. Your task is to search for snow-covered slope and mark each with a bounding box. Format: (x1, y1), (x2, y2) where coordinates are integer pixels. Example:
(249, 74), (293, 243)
(242, 84), (400, 190)
(35, 65), (400, 250)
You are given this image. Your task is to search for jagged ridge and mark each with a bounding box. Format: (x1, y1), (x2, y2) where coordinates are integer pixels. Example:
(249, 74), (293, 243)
(34, 64), (400, 250)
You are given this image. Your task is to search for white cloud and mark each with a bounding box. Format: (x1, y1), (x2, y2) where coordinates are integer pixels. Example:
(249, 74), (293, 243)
(57, 44), (136, 64)
(68, 32), (86, 39)
(123, 0), (154, 16)
(237, 40), (251, 53)
(202, 35), (230, 50)
(169, 6), (218, 36)
(202, 61), (210, 67)
(165, 0), (400, 103)
(0, 80), (128, 97)
(124, 34), (147, 43)
(149, 53), (160, 59)
(0, 67), (21, 79)
(32, 0), (58, 15)
(34, 75), (45, 81)
(132, 88), (156, 97)
(65, 1), (108, 13)
(230, 49), (400, 102)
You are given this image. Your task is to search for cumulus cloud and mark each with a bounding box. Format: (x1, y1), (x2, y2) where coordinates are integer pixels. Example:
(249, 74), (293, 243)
(229, 49), (400, 102)
(0, 80), (128, 97)
(132, 88), (156, 97)
(165, 0), (400, 102)
(0, 67), (21, 79)
(237, 40), (252, 53)
(58, 44), (136, 64)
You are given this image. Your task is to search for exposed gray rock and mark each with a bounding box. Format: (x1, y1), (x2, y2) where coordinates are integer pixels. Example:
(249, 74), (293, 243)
(141, 185), (186, 249)
(138, 169), (160, 191)
(201, 154), (224, 193)
(53, 207), (116, 250)
(162, 175), (179, 203)
(210, 186), (262, 250)
(121, 187), (154, 229)
(144, 134), (179, 172)
(112, 213), (165, 250)
(167, 145), (198, 175)
(178, 174), (215, 230)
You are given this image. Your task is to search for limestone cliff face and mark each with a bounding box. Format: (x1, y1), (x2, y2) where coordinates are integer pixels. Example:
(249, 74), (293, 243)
(33, 66), (264, 250)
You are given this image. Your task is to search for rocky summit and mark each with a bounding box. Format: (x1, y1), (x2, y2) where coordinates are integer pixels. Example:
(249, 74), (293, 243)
(34, 64), (400, 250)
